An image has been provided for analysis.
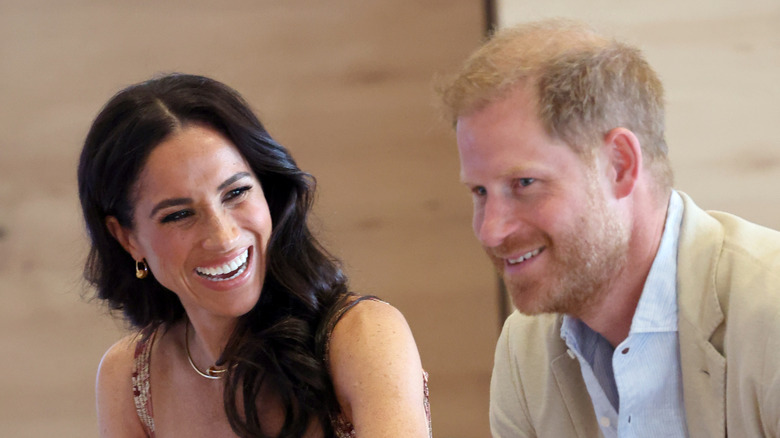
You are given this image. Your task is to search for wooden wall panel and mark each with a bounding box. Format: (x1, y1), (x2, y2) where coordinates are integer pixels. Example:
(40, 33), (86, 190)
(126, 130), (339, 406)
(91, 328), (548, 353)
(0, 2), (495, 436)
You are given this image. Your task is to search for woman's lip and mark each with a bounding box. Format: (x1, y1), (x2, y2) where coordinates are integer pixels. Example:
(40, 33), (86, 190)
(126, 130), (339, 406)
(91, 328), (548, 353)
(193, 246), (254, 287)
(195, 246), (251, 272)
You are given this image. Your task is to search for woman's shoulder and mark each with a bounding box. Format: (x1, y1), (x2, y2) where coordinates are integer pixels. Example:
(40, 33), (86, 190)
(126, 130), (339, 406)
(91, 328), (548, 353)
(96, 329), (156, 437)
(329, 296), (406, 339)
(98, 324), (160, 371)
(97, 332), (142, 383)
(326, 295), (420, 378)
(326, 296), (430, 436)
(324, 296), (405, 346)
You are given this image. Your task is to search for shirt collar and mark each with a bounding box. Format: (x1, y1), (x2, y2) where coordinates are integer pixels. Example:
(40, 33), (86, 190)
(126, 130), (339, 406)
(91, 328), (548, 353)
(562, 190), (684, 342)
(630, 190), (683, 333)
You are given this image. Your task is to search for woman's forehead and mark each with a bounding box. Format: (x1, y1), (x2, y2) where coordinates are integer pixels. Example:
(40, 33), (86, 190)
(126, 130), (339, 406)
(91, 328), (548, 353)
(133, 126), (253, 199)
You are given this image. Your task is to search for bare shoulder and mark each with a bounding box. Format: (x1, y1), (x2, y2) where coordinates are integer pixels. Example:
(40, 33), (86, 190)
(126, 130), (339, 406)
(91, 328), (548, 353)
(98, 334), (137, 373)
(331, 298), (411, 340)
(329, 298), (429, 437)
(328, 298), (419, 366)
(96, 334), (147, 437)
(97, 334), (137, 398)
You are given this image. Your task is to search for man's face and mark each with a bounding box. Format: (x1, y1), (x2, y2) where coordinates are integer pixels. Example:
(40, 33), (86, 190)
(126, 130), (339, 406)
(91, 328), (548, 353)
(456, 85), (629, 316)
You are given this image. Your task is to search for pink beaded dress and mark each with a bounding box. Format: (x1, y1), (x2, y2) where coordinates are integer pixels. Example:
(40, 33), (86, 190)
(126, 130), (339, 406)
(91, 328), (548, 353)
(131, 296), (432, 437)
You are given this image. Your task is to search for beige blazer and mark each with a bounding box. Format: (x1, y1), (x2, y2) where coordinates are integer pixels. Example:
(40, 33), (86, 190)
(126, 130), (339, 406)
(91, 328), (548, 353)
(490, 192), (780, 437)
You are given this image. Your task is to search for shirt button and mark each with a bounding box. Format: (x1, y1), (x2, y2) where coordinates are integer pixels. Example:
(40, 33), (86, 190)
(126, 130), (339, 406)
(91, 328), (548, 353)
(621, 347), (630, 354)
(599, 416), (611, 427)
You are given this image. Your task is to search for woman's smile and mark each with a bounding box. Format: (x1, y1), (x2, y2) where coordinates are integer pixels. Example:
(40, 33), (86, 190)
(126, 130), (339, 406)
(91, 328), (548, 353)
(196, 247), (250, 281)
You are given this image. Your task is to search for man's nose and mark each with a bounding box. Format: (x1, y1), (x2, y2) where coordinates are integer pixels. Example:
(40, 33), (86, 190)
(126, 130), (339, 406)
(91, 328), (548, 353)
(476, 196), (518, 248)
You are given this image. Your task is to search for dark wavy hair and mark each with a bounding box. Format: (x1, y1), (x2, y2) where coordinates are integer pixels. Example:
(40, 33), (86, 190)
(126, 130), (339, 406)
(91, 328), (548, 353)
(78, 73), (349, 437)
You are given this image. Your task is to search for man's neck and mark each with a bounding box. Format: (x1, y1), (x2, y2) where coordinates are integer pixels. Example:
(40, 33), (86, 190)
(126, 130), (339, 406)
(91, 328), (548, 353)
(576, 192), (671, 347)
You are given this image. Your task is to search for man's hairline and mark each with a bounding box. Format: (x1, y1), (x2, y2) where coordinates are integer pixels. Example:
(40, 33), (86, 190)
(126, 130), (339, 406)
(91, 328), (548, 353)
(453, 79), (599, 162)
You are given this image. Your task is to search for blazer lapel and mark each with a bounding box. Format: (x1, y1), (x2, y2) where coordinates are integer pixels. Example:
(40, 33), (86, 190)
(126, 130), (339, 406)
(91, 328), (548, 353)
(677, 193), (727, 438)
(551, 352), (602, 438)
(678, 317), (726, 438)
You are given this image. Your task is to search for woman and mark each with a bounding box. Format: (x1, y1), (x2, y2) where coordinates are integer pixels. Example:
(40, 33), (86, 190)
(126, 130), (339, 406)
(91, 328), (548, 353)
(79, 74), (431, 437)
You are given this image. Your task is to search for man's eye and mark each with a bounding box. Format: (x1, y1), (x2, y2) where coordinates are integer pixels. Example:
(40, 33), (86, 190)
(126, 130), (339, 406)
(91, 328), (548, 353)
(517, 178), (535, 188)
(224, 186), (252, 202)
(161, 210), (193, 223)
(472, 186), (487, 197)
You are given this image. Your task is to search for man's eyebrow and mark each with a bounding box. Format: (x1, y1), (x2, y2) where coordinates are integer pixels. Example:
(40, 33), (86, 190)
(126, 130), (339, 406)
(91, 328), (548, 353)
(460, 166), (536, 185)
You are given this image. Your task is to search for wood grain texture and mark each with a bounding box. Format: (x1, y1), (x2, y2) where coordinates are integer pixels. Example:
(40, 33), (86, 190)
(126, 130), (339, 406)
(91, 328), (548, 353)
(0, 2), (494, 437)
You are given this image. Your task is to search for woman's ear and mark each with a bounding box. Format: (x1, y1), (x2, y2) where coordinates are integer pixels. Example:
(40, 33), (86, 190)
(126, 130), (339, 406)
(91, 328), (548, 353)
(602, 127), (642, 199)
(105, 216), (143, 260)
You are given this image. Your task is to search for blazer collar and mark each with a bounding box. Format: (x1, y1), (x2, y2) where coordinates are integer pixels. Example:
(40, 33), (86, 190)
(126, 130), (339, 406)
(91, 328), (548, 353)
(676, 192), (727, 438)
(550, 340), (603, 437)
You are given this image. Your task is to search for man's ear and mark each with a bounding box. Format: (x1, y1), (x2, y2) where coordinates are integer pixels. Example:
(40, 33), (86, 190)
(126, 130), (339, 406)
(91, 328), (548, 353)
(602, 127), (642, 199)
(105, 216), (143, 261)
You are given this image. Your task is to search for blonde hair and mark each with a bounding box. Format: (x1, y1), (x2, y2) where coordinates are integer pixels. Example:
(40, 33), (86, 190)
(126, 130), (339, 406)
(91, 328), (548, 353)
(439, 19), (672, 190)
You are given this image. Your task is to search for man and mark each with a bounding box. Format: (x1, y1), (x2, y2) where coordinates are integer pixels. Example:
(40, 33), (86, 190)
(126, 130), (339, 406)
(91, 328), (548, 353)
(439, 19), (780, 437)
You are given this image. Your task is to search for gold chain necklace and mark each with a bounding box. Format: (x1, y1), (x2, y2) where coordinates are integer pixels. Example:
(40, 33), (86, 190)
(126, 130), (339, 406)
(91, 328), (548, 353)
(184, 320), (227, 380)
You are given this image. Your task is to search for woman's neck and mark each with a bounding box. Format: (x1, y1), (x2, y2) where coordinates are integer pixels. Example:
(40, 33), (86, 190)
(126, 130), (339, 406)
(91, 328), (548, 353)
(186, 313), (237, 366)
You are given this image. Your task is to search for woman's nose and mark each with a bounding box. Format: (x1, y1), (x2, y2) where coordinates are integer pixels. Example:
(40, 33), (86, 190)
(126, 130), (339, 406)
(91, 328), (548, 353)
(202, 211), (240, 251)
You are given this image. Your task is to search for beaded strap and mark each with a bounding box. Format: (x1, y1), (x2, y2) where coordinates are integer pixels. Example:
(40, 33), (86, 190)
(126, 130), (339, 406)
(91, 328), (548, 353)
(132, 326), (157, 437)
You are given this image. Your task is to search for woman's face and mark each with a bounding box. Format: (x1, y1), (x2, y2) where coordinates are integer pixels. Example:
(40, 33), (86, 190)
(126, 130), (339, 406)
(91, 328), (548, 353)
(108, 124), (273, 325)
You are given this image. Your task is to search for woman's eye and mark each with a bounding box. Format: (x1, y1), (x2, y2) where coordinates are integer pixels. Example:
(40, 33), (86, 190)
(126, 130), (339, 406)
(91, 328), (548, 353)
(161, 210), (193, 223)
(517, 178), (535, 188)
(472, 186), (487, 197)
(224, 186), (252, 202)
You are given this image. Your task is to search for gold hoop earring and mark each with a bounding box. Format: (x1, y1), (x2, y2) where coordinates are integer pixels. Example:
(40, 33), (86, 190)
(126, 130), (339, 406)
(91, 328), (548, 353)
(135, 259), (148, 279)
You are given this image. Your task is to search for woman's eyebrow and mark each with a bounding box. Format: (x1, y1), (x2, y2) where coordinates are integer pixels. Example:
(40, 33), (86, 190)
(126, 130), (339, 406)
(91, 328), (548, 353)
(149, 197), (192, 218)
(218, 172), (251, 191)
(148, 172), (252, 218)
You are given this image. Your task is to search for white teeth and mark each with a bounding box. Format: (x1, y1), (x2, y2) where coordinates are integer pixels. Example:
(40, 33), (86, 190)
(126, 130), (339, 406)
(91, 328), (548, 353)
(196, 249), (249, 279)
(205, 263), (246, 282)
(508, 248), (541, 265)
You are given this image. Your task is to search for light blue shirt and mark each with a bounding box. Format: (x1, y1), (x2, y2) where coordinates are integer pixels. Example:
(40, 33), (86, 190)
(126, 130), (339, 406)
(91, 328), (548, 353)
(561, 191), (688, 437)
